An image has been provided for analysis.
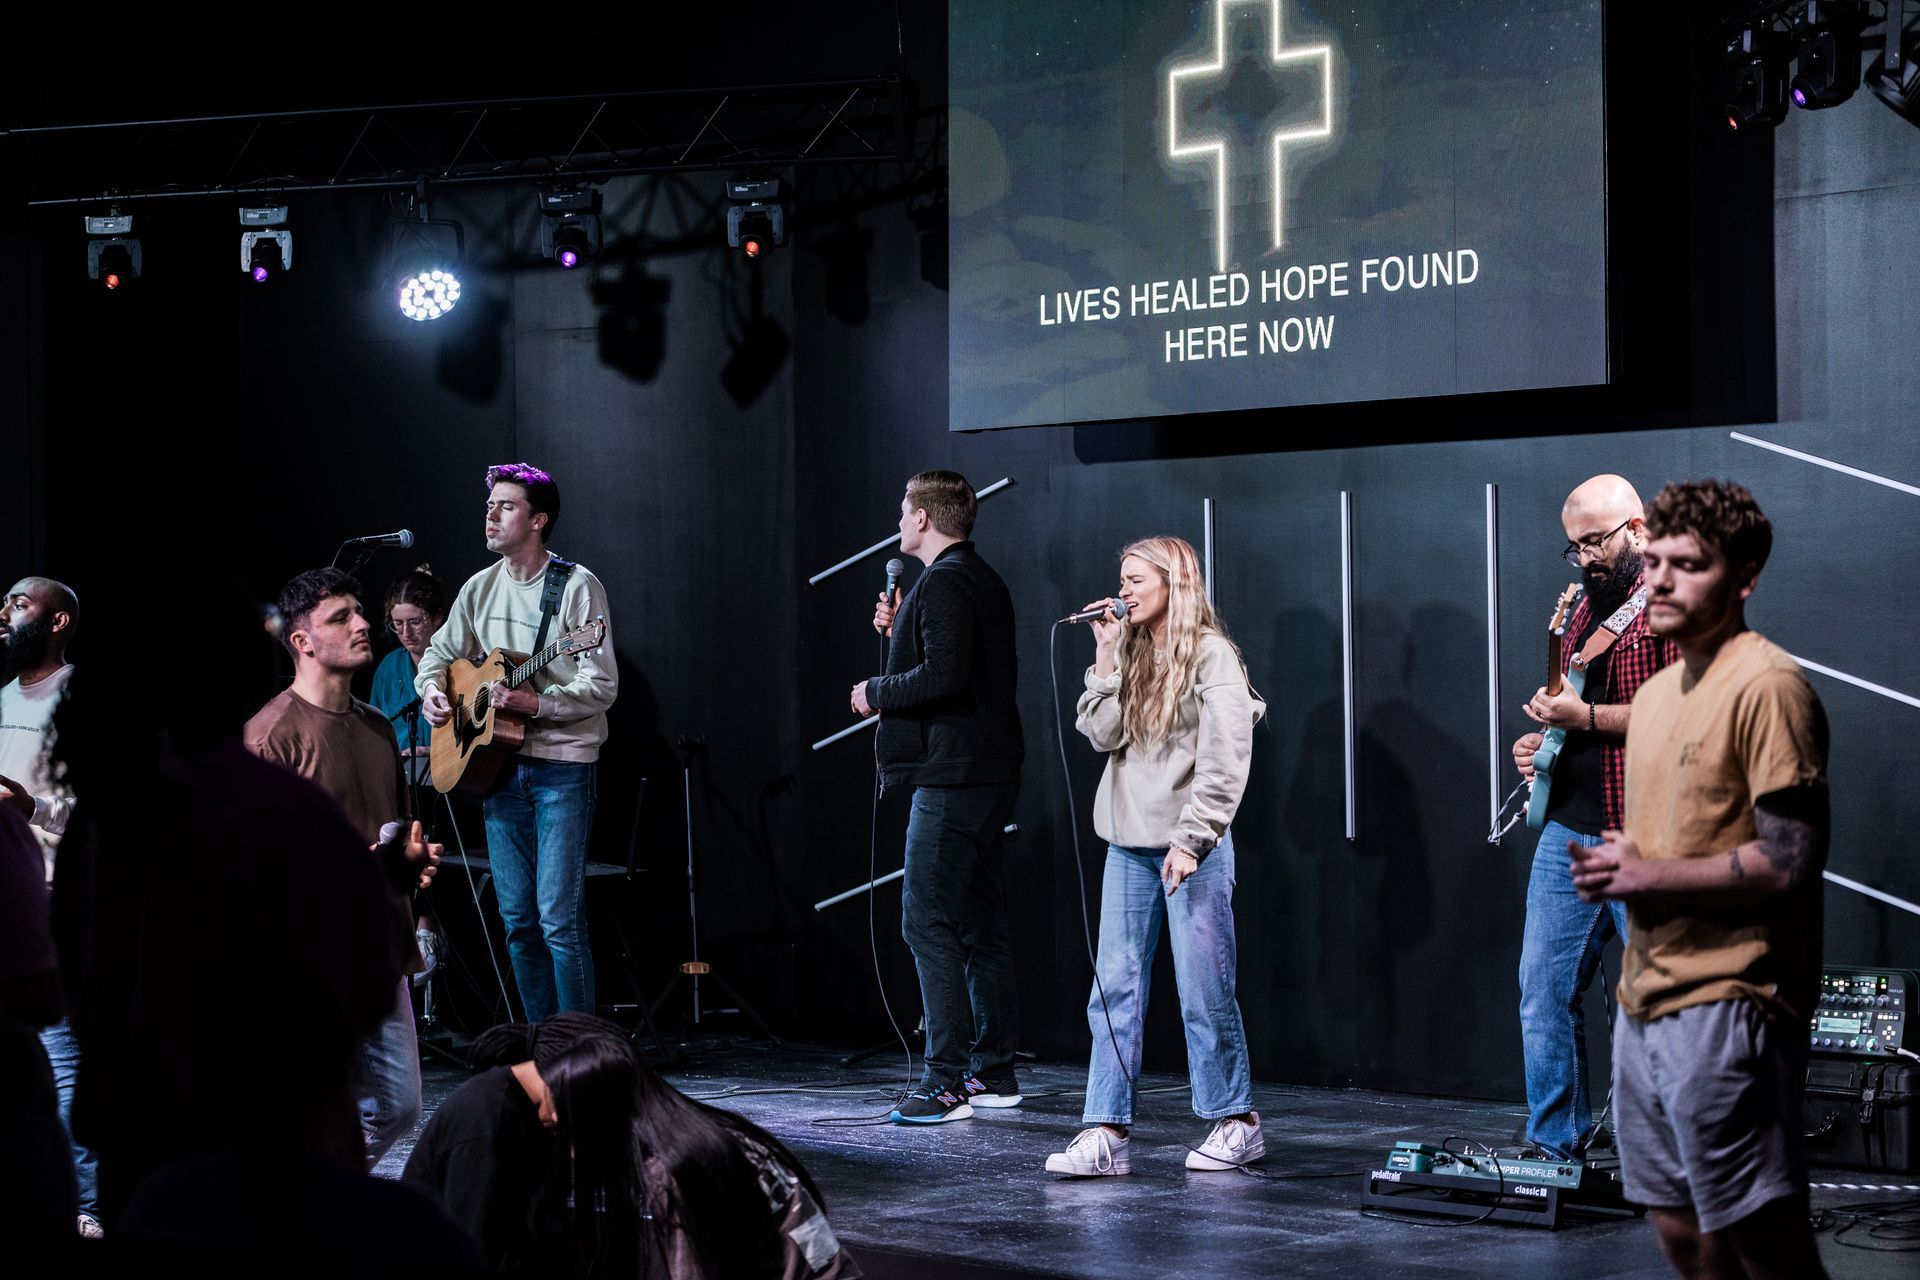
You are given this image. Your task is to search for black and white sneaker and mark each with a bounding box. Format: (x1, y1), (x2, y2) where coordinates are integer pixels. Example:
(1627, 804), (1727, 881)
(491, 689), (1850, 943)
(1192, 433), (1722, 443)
(890, 1085), (975, 1125)
(957, 1072), (1024, 1109)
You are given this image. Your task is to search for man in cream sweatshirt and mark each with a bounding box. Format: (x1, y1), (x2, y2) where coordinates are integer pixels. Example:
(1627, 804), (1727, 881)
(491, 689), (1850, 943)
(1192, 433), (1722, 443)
(418, 463), (618, 1021)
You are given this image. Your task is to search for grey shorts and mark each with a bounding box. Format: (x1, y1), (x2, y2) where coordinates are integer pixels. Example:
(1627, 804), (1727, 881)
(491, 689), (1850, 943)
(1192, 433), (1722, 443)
(1612, 998), (1808, 1234)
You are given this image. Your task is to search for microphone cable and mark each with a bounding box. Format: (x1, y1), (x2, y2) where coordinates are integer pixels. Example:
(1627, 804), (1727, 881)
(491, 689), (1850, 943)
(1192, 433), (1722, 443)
(441, 790), (522, 1026)
(815, 618), (917, 1128)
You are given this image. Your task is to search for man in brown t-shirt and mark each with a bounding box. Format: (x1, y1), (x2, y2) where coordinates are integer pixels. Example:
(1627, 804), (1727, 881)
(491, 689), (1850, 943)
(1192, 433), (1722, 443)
(245, 568), (440, 1167)
(1572, 480), (1829, 1280)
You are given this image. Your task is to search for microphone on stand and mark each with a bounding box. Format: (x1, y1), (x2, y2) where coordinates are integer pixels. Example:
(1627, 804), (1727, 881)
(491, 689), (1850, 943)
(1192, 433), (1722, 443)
(332, 528), (415, 568)
(1060, 599), (1131, 625)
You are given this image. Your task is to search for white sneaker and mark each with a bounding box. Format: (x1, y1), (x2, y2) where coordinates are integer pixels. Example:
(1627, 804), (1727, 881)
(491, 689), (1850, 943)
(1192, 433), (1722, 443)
(1185, 1113), (1264, 1171)
(1044, 1126), (1131, 1177)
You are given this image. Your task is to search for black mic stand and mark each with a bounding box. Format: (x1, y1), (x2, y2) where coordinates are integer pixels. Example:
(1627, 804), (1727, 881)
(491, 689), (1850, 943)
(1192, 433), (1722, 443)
(647, 737), (781, 1045)
(389, 693), (464, 1068)
(395, 697), (427, 828)
(330, 538), (375, 576)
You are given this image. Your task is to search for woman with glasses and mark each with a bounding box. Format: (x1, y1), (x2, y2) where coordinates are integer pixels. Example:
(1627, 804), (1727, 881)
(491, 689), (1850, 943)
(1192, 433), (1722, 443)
(372, 566), (450, 975)
(370, 566), (449, 768)
(1044, 536), (1267, 1177)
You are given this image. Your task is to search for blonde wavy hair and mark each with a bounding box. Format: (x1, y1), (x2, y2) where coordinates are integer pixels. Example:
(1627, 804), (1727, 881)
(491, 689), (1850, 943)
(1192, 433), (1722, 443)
(1115, 536), (1241, 749)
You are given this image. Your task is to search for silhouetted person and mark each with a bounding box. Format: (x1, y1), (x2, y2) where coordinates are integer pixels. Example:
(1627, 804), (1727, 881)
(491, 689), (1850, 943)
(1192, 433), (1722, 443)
(0, 804), (74, 1249)
(48, 562), (480, 1274)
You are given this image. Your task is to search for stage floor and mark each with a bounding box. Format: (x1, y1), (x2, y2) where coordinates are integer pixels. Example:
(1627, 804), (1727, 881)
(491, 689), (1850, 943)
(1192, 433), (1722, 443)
(378, 1041), (1916, 1279)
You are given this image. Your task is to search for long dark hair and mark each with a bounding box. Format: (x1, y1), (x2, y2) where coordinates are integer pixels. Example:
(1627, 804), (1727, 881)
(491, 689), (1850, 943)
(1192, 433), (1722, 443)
(545, 1035), (645, 1279)
(627, 1055), (827, 1279)
(468, 1014), (829, 1279)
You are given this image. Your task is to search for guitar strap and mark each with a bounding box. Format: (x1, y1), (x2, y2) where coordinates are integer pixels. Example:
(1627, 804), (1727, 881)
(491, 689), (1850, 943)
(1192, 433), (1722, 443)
(1569, 587), (1648, 672)
(531, 557), (577, 658)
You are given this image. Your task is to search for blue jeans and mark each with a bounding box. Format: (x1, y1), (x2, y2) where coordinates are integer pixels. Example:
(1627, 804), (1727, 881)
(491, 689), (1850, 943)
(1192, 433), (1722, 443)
(1083, 835), (1252, 1126)
(1520, 818), (1630, 1157)
(40, 1018), (98, 1220)
(358, 980), (422, 1166)
(901, 783), (1019, 1090)
(484, 757), (597, 1023)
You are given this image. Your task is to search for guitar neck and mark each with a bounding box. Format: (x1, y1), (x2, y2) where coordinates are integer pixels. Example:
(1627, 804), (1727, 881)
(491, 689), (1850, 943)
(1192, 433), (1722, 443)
(1545, 631), (1566, 695)
(506, 640), (564, 690)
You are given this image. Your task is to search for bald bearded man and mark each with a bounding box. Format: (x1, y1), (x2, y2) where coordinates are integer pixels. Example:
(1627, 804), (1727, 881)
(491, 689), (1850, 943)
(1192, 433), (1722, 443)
(1510, 475), (1678, 1160)
(0, 575), (97, 1234)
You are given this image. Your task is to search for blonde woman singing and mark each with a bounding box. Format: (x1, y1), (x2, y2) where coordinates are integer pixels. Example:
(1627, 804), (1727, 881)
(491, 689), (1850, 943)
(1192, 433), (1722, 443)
(1045, 536), (1266, 1177)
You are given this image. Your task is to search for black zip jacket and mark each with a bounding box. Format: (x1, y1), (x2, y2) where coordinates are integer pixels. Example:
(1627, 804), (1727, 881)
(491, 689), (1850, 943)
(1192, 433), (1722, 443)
(865, 542), (1024, 790)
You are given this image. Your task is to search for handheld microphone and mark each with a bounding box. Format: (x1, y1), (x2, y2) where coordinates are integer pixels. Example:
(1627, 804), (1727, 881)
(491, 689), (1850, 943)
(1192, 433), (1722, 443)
(1060, 599), (1131, 624)
(378, 821), (405, 846)
(884, 557), (905, 600)
(349, 529), (415, 548)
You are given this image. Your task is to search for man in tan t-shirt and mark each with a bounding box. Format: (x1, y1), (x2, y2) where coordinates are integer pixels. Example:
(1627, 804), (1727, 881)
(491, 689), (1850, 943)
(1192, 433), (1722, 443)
(245, 567), (441, 1168)
(1571, 480), (1829, 1280)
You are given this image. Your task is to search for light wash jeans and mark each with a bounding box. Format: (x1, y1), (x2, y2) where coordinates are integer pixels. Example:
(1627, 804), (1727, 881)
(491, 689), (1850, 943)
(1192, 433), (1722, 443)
(40, 1018), (98, 1219)
(1519, 818), (1629, 1157)
(359, 980), (422, 1166)
(1082, 833), (1251, 1125)
(484, 757), (598, 1022)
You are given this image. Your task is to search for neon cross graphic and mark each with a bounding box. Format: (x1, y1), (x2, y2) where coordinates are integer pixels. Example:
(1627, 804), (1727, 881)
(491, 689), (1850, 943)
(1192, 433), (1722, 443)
(1168, 0), (1334, 275)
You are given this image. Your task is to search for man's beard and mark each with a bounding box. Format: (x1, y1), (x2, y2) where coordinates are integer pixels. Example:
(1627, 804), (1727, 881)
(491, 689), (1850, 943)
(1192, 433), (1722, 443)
(0, 613), (52, 684)
(1583, 548), (1643, 614)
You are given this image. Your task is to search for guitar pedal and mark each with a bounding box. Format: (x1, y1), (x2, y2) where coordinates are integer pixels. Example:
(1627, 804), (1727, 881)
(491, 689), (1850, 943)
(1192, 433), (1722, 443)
(1809, 967), (1912, 1058)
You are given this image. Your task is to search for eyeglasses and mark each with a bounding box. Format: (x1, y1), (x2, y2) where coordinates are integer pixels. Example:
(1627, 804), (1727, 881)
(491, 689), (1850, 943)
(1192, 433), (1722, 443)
(388, 617), (434, 636)
(1560, 518), (1632, 567)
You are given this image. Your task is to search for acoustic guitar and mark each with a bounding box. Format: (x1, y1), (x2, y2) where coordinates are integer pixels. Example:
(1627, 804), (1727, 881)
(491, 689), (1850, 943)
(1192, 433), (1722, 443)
(429, 617), (607, 797)
(1523, 583), (1584, 831)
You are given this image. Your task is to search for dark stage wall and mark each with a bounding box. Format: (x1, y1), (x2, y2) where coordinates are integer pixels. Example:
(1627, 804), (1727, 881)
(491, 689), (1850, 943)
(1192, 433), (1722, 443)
(14, 7), (1920, 1105)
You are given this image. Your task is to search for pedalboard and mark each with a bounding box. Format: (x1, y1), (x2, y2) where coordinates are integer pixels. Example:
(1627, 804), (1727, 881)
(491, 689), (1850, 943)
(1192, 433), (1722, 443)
(1810, 966), (1913, 1059)
(1361, 1140), (1641, 1230)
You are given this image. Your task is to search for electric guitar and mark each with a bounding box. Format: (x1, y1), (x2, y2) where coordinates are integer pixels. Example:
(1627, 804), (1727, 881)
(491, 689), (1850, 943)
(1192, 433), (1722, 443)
(1523, 584), (1584, 832)
(429, 617), (608, 797)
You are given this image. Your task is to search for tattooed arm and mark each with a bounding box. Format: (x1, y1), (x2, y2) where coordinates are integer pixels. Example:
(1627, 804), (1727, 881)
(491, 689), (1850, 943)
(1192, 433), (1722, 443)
(1743, 788), (1829, 891)
(1572, 787), (1828, 903)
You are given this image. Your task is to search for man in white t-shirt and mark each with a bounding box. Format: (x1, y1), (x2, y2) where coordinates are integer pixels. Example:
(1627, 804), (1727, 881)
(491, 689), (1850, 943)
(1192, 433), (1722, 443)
(417, 464), (617, 1022)
(0, 574), (99, 1236)
(0, 577), (77, 870)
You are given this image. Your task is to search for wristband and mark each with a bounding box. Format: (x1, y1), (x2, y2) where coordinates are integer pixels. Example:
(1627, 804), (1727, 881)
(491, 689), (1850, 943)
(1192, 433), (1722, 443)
(1587, 700), (1596, 732)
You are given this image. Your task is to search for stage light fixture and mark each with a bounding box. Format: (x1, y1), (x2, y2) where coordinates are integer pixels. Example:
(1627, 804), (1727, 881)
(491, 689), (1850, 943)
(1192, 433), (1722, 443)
(1725, 22), (1793, 131)
(821, 223), (874, 324)
(720, 314), (790, 406)
(1791, 1), (1866, 110)
(538, 186), (601, 270)
(389, 183), (467, 323)
(84, 211), (142, 290)
(1868, 0), (1920, 127)
(725, 176), (786, 260)
(239, 205), (292, 283)
(592, 263), (672, 383)
(399, 268), (463, 321)
(910, 200), (948, 291)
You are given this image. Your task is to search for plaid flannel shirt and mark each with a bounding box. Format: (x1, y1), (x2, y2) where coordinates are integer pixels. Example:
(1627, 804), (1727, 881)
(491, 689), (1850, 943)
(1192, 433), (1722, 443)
(1562, 573), (1679, 829)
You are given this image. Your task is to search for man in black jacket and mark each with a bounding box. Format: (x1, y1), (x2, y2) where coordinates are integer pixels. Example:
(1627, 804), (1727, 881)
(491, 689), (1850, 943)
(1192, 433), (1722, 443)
(851, 470), (1024, 1123)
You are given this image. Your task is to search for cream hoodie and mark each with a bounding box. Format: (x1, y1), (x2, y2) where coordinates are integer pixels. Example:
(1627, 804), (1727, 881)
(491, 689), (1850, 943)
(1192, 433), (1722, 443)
(1075, 633), (1263, 856)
